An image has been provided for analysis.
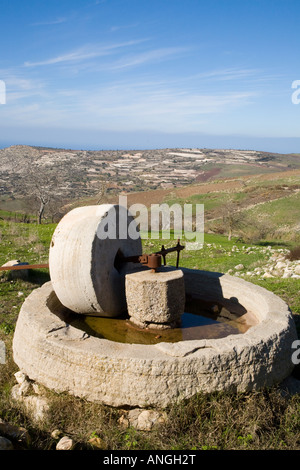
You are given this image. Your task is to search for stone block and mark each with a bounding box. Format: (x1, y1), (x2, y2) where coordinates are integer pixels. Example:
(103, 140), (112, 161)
(125, 268), (185, 329)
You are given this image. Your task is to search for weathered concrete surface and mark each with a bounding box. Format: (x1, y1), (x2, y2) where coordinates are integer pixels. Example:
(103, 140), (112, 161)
(125, 268), (185, 329)
(49, 205), (142, 317)
(13, 269), (298, 408)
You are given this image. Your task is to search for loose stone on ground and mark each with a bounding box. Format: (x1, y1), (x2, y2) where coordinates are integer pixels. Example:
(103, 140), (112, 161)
(118, 409), (167, 431)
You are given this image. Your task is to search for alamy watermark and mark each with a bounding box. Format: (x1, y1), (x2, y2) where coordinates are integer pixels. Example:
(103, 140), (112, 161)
(291, 80), (300, 104)
(96, 195), (204, 250)
(292, 339), (300, 365)
(0, 80), (6, 104)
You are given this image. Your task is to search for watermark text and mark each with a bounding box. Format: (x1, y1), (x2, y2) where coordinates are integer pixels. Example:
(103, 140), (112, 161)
(0, 80), (6, 104)
(292, 339), (300, 365)
(291, 80), (300, 104)
(96, 196), (204, 250)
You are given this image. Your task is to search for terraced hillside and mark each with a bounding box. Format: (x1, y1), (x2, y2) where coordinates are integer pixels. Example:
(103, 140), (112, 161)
(1, 145), (300, 211)
(0, 145), (299, 242)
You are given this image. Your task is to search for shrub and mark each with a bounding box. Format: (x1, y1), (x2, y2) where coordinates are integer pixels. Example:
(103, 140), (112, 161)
(287, 246), (300, 261)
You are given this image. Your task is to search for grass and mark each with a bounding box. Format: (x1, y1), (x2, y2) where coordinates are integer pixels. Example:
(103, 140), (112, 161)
(162, 174), (300, 245)
(247, 192), (300, 226)
(0, 219), (299, 450)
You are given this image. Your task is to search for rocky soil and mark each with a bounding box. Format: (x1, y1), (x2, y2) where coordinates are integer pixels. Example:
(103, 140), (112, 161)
(225, 245), (300, 279)
(0, 370), (167, 450)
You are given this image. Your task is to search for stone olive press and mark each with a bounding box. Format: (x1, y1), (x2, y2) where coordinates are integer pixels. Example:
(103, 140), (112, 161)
(121, 240), (186, 329)
(48, 204), (186, 329)
(12, 204), (298, 408)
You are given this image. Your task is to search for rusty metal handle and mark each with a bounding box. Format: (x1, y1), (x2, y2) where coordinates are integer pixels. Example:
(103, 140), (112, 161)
(0, 263), (49, 272)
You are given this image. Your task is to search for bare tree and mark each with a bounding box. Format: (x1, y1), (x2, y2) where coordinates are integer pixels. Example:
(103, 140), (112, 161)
(24, 165), (62, 224)
(37, 192), (50, 224)
(222, 199), (244, 241)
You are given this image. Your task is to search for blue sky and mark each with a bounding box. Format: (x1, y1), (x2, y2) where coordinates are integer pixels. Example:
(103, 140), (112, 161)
(1, 0), (300, 152)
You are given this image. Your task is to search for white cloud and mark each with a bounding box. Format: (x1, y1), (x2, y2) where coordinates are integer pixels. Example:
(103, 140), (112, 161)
(0, 77), (257, 134)
(108, 47), (188, 70)
(110, 23), (139, 33)
(30, 17), (67, 26)
(23, 40), (149, 67)
(56, 81), (257, 133)
(0, 71), (47, 103)
(194, 68), (261, 81)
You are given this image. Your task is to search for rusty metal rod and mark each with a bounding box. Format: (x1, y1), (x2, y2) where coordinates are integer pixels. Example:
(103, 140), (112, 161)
(121, 239), (185, 269)
(155, 239), (185, 268)
(0, 263), (49, 272)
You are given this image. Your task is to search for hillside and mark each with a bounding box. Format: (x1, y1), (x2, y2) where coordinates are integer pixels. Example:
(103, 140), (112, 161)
(0, 145), (299, 243)
(1, 145), (300, 214)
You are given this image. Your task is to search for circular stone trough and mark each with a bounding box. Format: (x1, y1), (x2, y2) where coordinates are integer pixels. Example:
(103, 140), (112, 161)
(12, 268), (298, 408)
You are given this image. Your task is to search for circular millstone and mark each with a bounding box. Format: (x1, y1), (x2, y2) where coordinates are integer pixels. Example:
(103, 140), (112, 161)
(125, 268), (185, 329)
(12, 270), (298, 408)
(49, 204), (142, 317)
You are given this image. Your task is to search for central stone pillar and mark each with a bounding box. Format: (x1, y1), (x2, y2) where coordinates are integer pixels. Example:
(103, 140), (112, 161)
(125, 268), (185, 329)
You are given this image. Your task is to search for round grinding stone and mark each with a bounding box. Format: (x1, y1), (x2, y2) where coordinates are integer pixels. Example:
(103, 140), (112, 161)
(49, 204), (142, 316)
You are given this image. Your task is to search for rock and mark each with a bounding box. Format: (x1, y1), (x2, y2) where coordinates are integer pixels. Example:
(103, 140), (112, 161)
(51, 429), (63, 440)
(262, 272), (274, 278)
(121, 409), (167, 431)
(0, 436), (14, 450)
(12, 372), (50, 422)
(275, 261), (286, 270)
(0, 419), (30, 447)
(88, 436), (107, 450)
(118, 414), (130, 428)
(14, 371), (28, 385)
(136, 410), (166, 431)
(11, 381), (31, 399)
(234, 264), (244, 271)
(56, 436), (74, 450)
(23, 396), (50, 422)
(31, 382), (43, 395)
(1, 260), (29, 280)
(294, 265), (300, 275)
(282, 271), (292, 278)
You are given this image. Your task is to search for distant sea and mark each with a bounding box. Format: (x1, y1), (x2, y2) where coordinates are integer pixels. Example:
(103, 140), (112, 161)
(0, 141), (13, 149)
(0, 136), (300, 154)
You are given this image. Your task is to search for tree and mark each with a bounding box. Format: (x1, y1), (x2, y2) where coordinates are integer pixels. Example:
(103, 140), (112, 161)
(25, 164), (64, 224)
(222, 199), (244, 241)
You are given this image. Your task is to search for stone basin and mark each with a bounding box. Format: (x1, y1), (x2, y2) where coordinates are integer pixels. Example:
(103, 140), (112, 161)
(12, 268), (297, 408)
